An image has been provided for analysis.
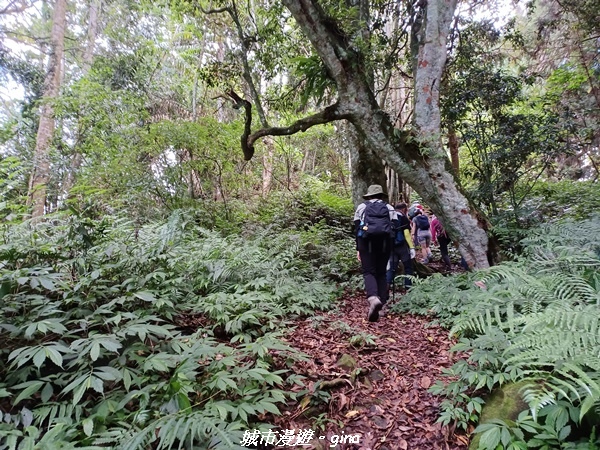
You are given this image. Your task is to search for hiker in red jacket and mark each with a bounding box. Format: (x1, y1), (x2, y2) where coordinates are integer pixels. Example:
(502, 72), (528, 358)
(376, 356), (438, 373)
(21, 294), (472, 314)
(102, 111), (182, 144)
(431, 216), (452, 270)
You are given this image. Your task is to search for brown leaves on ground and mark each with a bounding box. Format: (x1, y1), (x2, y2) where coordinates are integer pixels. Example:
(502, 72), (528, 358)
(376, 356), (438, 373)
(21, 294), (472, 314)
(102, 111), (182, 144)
(271, 290), (468, 450)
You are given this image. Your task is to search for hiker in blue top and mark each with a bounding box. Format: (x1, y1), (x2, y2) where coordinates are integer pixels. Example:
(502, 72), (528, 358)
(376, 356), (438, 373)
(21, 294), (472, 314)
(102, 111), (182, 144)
(412, 209), (433, 264)
(353, 184), (398, 322)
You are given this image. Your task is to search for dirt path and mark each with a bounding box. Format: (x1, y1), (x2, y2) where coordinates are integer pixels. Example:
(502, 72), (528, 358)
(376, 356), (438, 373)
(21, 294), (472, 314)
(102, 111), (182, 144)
(271, 290), (469, 450)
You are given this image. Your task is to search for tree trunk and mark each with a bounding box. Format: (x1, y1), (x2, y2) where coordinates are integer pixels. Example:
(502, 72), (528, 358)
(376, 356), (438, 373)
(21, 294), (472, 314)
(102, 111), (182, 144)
(448, 125), (460, 175)
(64, 0), (101, 195)
(386, 166), (398, 202)
(300, 148), (309, 174)
(27, 0), (67, 220)
(280, 0), (490, 268)
(346, 122), (387, 206)
(346, 0), (388, 207)
(262, 137), (274, 196)
(82, 0), (100, 72)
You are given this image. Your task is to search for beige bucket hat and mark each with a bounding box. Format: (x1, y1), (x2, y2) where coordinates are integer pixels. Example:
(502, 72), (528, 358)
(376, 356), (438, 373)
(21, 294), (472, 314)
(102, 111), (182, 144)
(362, 184), (388, 199)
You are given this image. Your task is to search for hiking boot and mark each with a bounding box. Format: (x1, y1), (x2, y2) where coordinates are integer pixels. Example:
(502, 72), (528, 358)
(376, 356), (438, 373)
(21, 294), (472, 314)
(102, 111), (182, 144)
(367, 296), (382, 322)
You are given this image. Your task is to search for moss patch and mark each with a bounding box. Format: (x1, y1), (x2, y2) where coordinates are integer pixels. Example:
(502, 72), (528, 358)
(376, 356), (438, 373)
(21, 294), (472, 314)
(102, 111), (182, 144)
(469, 381), (529, 450)
(336, 353), (358, 372)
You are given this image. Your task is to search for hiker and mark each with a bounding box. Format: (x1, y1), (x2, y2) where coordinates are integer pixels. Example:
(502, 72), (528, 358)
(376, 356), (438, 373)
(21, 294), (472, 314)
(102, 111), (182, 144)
(412, 209), (433, 263)
(431, 216), (452, 270)
(407, 201), (423, 220)
(354, 184), (398, 322)
(386, 203), (416, 291)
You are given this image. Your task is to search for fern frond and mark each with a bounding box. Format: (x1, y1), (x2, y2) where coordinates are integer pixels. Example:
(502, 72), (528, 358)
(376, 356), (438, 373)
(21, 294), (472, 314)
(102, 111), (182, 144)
(520, 381), (557, 420)
(548, 273), (600, 304)
(555, 362), (600, 400)
(502, 304), (600, 421)
(522, 217), (600, 252)
(119, 412), (246, 450)
(507, 307), (600, 363)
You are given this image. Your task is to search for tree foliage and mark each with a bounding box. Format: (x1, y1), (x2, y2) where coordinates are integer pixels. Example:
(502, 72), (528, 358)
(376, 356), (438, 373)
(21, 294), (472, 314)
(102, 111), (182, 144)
(444, 21), (566, 220)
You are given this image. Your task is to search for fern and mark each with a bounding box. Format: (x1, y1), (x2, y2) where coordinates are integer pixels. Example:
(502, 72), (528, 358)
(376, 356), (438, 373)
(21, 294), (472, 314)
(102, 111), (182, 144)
(403, 217), (600, 446)
(522, 216), (600, 251)
(0, 211), (335, 448)
(118, 411), (246, 450)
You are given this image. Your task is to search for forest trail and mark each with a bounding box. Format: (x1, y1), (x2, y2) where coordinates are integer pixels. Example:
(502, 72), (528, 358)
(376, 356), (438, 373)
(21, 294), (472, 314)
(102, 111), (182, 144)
(271, 291), (469, 450)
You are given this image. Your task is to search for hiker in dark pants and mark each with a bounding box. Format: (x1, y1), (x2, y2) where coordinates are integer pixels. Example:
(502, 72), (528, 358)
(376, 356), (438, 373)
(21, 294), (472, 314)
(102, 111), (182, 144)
(431, 216), (452, 270)
(353, 185), (398, 322)
(386, 203), (416, 290)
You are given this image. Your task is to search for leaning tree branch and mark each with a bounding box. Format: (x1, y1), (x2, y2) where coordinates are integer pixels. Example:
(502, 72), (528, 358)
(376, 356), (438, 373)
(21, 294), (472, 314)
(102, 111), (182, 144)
(194, 1), (230, 15)
(226, 89), (253, 160)
(228, 87), (349, 161)
(246, 103), (349, 161)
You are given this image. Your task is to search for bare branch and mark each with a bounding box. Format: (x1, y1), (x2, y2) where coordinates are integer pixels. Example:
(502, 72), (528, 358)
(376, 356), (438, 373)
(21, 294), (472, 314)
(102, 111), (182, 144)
(196, 3), (230, 15)
(0, 0), (30, 15)
(246, 103), (349, 155)
(582, 34), (600, 42)
(228, 85), (348, 161)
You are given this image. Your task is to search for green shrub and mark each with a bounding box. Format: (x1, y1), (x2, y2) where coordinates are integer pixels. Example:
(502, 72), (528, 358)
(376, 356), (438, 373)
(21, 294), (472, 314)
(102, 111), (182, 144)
(0, 156), (28, 223)
(0, 210), (338, 449)
(527, 181), (600, 221)
(241, 184), (357, 285)
(396, 217), (600, 448)
(485, 181), (600, 259)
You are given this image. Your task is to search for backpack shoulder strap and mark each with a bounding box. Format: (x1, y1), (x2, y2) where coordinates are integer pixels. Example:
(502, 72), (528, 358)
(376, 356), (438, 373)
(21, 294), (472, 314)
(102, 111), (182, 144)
(360, 200), (370, 220)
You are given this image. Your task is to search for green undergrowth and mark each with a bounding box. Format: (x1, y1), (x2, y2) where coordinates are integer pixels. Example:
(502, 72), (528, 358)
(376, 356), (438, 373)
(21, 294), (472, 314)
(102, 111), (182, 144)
(246, 183), (358, 287)
(489, 180), (600, 258)
(528, 181), (600, 222)
(0, 208), (344, 449)
(393, 216), (600, 449)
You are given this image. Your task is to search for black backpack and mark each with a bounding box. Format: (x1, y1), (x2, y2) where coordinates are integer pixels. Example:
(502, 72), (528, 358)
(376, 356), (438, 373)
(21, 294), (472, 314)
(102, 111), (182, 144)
(415, 214), (430, 231)
(394, 227), (406, 244)
(359, 201), (393, 239)
(393, 214), (407, 244)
